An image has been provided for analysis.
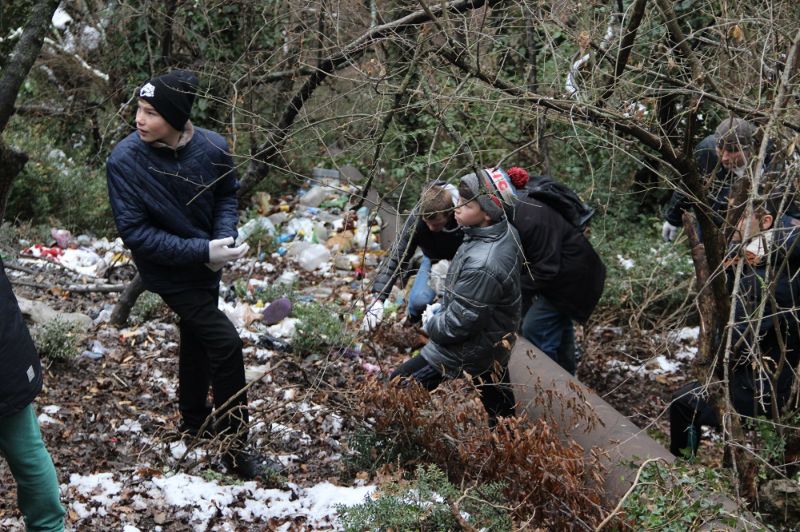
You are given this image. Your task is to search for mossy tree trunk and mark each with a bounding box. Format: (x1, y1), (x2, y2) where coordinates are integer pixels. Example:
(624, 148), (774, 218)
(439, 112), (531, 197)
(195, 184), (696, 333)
(0, 0), (62, 220)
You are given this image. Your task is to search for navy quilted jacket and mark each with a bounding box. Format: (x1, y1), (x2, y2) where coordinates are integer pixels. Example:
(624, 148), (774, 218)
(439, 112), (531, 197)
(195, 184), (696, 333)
(0, 258), (43, 418)
(107, 125), (240, 294)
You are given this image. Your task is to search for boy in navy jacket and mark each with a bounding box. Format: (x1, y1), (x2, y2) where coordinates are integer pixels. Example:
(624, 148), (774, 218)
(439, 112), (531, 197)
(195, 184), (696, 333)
(107, 71), (267, 478)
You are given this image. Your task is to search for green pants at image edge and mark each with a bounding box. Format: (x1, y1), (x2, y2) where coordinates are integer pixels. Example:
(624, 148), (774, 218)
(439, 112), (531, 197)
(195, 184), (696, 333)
(0, 403), (65, 532)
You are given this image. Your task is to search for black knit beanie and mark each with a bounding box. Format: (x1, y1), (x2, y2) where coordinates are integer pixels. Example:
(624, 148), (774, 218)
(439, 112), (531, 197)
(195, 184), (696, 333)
(138, 70), (199, 131)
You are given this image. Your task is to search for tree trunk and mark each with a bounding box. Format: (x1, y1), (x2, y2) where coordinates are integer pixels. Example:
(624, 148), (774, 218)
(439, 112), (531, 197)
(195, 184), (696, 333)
(110, 273), (146, 326)
(0, 0), (61, 133)
(0, 141), (28, 219)
(0, 0), (63, 220)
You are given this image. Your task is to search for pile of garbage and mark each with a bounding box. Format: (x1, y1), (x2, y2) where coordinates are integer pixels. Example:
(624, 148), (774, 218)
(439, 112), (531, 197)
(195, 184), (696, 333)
(18, 228), (130, 279)
(218, 168), (402, 339)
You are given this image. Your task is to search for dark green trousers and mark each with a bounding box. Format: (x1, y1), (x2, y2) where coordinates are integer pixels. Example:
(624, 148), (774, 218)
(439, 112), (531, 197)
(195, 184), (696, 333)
(0, 404), (65, 531)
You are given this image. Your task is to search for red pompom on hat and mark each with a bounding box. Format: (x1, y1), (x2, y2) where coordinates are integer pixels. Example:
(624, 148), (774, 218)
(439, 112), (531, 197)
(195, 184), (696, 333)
(507, 167), (529, 188)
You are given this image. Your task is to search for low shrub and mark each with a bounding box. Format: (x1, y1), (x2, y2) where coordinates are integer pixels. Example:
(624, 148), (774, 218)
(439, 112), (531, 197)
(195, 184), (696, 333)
(292, 301), (355, 356)
(4, 123), (114, 235)
(34, 318), (80, 360)
(337, 464), (511, 531)
(620, 459), (739, 530)
(130, 291), (165, 324)
(355, 376), (607, 528)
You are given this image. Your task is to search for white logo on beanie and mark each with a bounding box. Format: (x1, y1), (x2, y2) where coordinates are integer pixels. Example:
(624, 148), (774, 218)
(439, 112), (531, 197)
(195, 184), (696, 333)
(140, 82), (156, 98)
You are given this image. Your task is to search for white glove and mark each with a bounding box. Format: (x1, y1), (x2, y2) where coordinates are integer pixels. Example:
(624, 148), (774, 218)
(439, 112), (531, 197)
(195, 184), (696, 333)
(429, 260), (450, 295)
(421, 302), (442, 333)
(661, 221), (679, 242)
(361, 299), (385, 331)
(207, 237), (249, 271)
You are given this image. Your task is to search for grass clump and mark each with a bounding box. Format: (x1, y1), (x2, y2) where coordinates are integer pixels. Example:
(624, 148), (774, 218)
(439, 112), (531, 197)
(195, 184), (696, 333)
(292, 301), (354, 356)
(130, 291), (164, 324)
(620, 460), (739, 530)
(34, 318), (80, 360)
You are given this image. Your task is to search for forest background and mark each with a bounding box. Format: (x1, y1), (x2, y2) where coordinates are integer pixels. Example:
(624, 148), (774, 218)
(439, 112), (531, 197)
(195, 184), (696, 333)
(0, 0), (798, 529)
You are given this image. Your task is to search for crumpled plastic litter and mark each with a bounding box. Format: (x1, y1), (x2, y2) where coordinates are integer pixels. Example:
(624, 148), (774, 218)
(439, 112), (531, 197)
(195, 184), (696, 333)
(266, 317), (299, 339)
(51, 228), (73, 248)
(22, 244), (63, 259)
(82, 340), (107, 360)
(219, 300), (263, 329)
(295, 244), (331, 271)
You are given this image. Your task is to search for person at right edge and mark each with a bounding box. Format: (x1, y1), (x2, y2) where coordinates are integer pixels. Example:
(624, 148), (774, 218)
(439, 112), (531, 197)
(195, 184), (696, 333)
(669, 194), (800, 457)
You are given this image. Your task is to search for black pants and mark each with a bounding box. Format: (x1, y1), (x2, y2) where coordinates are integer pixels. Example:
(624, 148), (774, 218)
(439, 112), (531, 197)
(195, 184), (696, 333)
(390, 356), (516, 425)
(669, 374), (790, 457)
(669, 381), (720, 456)
(161, 287), (248, 439)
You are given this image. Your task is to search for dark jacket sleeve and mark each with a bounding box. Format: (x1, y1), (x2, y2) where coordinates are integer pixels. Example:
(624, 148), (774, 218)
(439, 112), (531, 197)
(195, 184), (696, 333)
(211, 145), (240, 241)
(426, 268), (502, 345)
(665, 135), (720, 226)
(665, 191), (690, 227)
(371, 214), (421, 301)
(107, 157), (209, 265)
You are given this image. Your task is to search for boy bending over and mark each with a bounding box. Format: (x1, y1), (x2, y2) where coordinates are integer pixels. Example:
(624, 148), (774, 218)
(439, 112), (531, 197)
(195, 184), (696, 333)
(390, 169), (521, 425)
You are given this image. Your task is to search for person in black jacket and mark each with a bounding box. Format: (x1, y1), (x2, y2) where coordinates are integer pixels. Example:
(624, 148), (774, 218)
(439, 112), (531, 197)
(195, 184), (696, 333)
(513, 189), (606, 375)
(362, 181), (463, 329)
(0, 258), (65, 531)
(662, 117), (762, 241)
(669, 195), (800, 457)
(106, 71), (268, 479)
(391, 169), (521, 425)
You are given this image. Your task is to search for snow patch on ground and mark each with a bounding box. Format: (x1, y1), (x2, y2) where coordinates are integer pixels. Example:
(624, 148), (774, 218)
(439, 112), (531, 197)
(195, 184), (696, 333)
(668, 326), (700, 342)
(117, 419), (142, 433)
(65, 471), (374, 529)
(616, 254), (635, 270)
(67, 472), (123, 517)
(37, 413), (60, 425)
(649, 355), (681, 374)
(675, 346), (698, 361)
(42, 404), (61, 414)
(148, 473), (374, 529)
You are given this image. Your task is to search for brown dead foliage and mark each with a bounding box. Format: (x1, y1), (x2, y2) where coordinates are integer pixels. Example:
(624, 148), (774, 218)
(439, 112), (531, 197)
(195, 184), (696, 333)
(357, 377), (607, 529)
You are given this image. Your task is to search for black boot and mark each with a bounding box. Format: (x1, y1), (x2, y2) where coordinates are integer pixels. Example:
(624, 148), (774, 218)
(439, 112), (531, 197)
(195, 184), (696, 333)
(222, 448), (283, 480)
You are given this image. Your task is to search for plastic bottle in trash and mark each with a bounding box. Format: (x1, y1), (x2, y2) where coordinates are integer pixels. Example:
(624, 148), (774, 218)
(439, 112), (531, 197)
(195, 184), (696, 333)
(299, 186), (327, 208)
(296, 244), (331, 271)
(236, 217), (276, 245)
(353, 209), (370, 248)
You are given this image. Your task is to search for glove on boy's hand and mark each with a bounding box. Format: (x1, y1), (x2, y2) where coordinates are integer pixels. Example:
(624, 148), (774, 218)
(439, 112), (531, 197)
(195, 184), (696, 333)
(206, 237), (249, 271)
(661, 221), (679, 242)
(421, 302), (442, 333)
(361, 299), (384, 331)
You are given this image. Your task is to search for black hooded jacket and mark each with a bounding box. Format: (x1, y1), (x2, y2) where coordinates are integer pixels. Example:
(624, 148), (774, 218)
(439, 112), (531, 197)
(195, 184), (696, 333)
(0, 258), (43, 418)
(512, 195), (606, 323)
